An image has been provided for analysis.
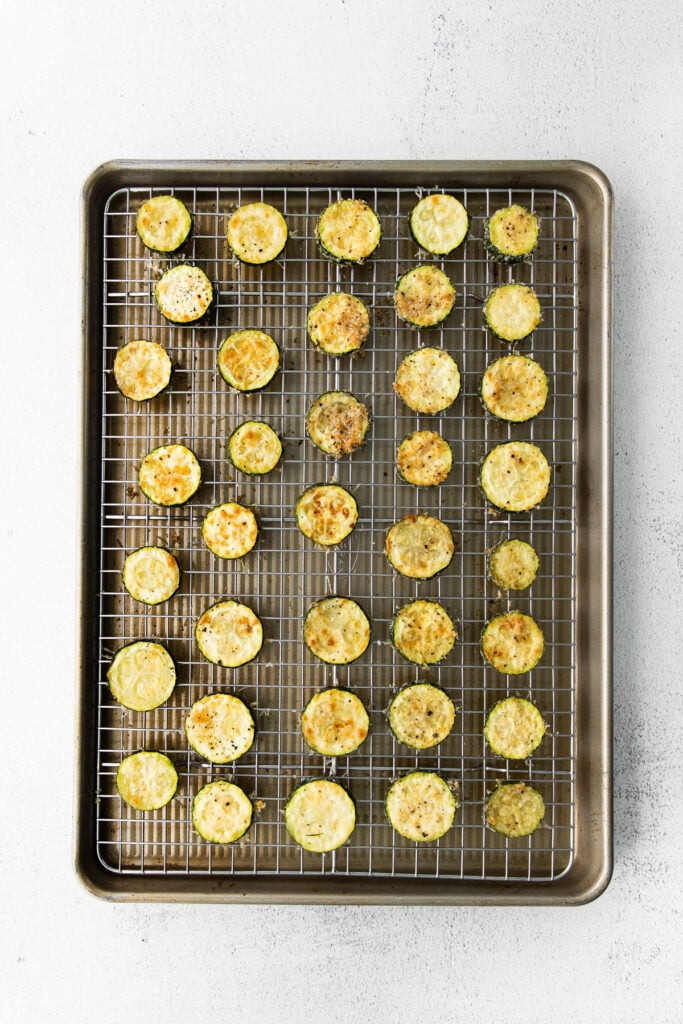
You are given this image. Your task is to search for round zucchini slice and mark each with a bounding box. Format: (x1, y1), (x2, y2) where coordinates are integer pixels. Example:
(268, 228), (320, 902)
(154, 264), (213, 324)
(482, 611), (544, 674)
(481, 354), (548, 423)
(316, 198), (381, 264)
(138, 444), (201, 507)
(480, 441), (551, 512)
(196, 599), (263, 668)
(122, 546), (180, 605)
(486, 781), (545, 838)
(202, 502), (258, 559)
(392, 599), (457, 666)
(485, 204), (539, 263)
(388, 683), (455, 750)
(307, 292), (370, 356)
(394, 266), (455, 328)
(483, 283), (541, 343)
(136, 195), (191, 253)
(410, 193), (469, 255)
(484, 696), (546, 759)
(397, 430), (452, 487)
(295, 484), (358, 546)
(489, 538), (539, 590)
(228, 420), (282, 475)
(116, 751), (178, 810)
(304, 597), (370, 665)
(285, 779), (356, 852)
(301, 688), (369, 757)
(306, 391), (370, 458)
(226, 202), (288, 264)
(113, 340), (172, 402)
(386, 772), (457, 842)
(217, 330), (280, 392)
(107, 640), (176, 712)
(386, 514), (454, 580)
(185, 692), (255, 763)
(394, 348), (460, 414)
(193, 780), (253, 844)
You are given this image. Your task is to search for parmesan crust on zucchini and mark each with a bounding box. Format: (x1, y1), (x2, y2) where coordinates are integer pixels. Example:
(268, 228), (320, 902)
(394, 266), (455, 328)
(116, 751), (178, 811)
(386, 772), (457, 842)
(392, 599), (456, 666)
(485, 204), (539, 263)
(481, 354), (548, 423)
(306, 391), (370, 457)
(136, 195), (191, 253)
(295, 484), (358, 546)
(227, 202), (288, 264)
(410, 193), (469, 255)
(301, 688), (369, 757)
(122, 546), (180, 605)
(386, 514), (454, 579)
(304, 597), (370, 665)
(317, 199), (381, 264)
(218, 330), (280, 392)
(113, 340), (172, 402)
(484, 284), (541, 343)
(154, 264), (213, 324)
(202, 502), (258, 559)
(388, 683), (455, 750)
(185, 692), (255, 763)
(395, 347), (461, 414)
(484, 696), (546, 759)
(480, 441), (551, 512)
(285, 779), (356, 852)
(481, 611), (544, 675)
(107, 640), (176, 712)
(307, 292), (370, 355)
(193, 780), (253, 844)
(196, 600), (263, 668)
(138, 444), (202, 506)
(397, 431), (452, 487)
(486, 782), (545, 838)
(228, 421), (282, 475)
(489, 538), (539, 590)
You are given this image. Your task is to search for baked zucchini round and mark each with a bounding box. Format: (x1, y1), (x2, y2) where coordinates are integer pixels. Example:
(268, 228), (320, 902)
(113, 340), (172, 402)
(226, 202), (288, 264)
(484, 696), (546, 759)
(307, 292), (370, 356)
(386, 772), (457, 842)
(396, 430), (452, 487)
(489, 538), (539, 590)
(217, 330), (280, 392)
(386, 514), (454, 580)
(316, 199), (381, 264)
(392, 599), (456, 666)
(481, 354), (548, 423)
(192, 780), (253, 844)
(138, 444), (201, 506)
(306, 391), (370, 458)
(394, 266), (455, 328)
(196, 600), (263, 668)
(480, 441), (551, 512)
(136, 195), (191, 253)
(388, 683), (455, 750)
(202, 502), (258, 559)
(486, 781), (545, 838)
(301, 688), (369, 757)
(410, 193), (469, 255)
(122, 546), (180, 605)
(304, 597), (370, 665)
(154, 264), (213, 324)
(394, 348), (460, 414)
(485, 204), (539, 263)
(116, 751), (178, 810)
(285, 779), (356, 852)
(295, 484), (358, 546)
(185, 692), (255, 763)
(107, 640), (176, 712)
(483, 283), (541, 343)
(228, 420), (282, 475)
(481, 611), (544, 674)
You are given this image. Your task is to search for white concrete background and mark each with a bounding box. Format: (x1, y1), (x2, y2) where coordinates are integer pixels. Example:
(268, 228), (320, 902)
(1, 0), (681, 1020)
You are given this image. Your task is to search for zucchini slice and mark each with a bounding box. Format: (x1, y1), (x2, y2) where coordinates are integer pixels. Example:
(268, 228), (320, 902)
(138, 443), (201, 506)
(388, 683), (455, 750)
(122, 546), (180, 605)
(116, 751), (178, 811)
(386, 772), (457, 842)
(394, 266), (455, 328)
(481, 354), (548, 423)
(227, 202), (288, 264)
(285, 779), (356, 852)
(113, 340), (172, 402)
(396, 430), (452, 487)
(483, 283), (541, 343)
(486, 782), (545, 838)
(136, 195), (191, 253)
(485, 204), (539, 263)
(107, 640), (176, 712)
(295, 484), (358, 546)
(304, 597), (370, 665)
(481, 611), (544, 674)
(394, 348), (460, 414)
(192, 780), (253, 844)
(480, 441), (551, 512)
(392, 599), (456, 666)
(385, 514), (454, 580)
(228, 421), (282, 475)
(218, 330), (280, 392)
(489, 538), (539, 590)
(316, 199), (381, 264)
(306, 391), (370, 458)
(196, 599), (263, 668)
(185, 692), (255, 763)
(301, 688), (369, 757)
(202, 502), (258, 559)
(484, 696), (546, 759)
(307, 292), (370, 356)
(410, 193), (469, 255)
(154, 264), (213, 324)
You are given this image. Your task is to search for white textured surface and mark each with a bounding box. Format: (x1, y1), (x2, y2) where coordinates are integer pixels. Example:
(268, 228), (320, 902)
(1, 1), (682, 1021)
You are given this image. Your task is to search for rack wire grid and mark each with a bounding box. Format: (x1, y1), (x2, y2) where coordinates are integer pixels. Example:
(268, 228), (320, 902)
(96, 181), (577, 884)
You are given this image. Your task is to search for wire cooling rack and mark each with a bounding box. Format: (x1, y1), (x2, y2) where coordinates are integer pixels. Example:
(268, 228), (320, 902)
(95, 182), (577, 882)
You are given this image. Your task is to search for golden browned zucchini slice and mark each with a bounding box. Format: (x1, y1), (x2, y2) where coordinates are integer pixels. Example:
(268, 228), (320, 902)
(113, 340), (172, 401)
(195, 600), (263, 668)
(192, 780), (253, 843)
(395, 347), (460, 414)
(217, 329), (280, 392)
(489, 538), (540, 590)
(185, 692), (255, 763)
(480, 441), (551, 512)
(306, 391), (370, 457)
(295, 484), (358, 546)
(122, 546), (180, 605)
(481, 611), (544, 674)
(301, 688), (369, 756)
(481, 354), (548, 423)
(317, 199), (381, 263)
(410, 193), (469, 254)
(484, 696), (546, 759)
(486, 782), (545, 837)
(394, 266), (455, 328)
(154, 264), (213, 324)
(116, 751), (178, 810)
(386, 772), (457, 842)
(304, 597), (370, 665)
(386, 513), (454, 579)
(388, 683), (455, 749)
(285, 779), (356, 852)
(138, 444), (202, 506)
(202, 502), (258, 559)
(107, 640), (176, 712)
(485, 204), (539, 263)
(307, 292), (370, 355)
(397, 430), (452, 486)
(228, 421), (282, 475)
(136, 195), (191, 253)
(391, 599), (456, 665)
(483, 283), (541, 342)
(227, 202), (288, 264)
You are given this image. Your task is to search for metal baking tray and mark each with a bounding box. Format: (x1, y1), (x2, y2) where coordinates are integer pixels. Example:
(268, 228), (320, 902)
(76, 160), (612, 904)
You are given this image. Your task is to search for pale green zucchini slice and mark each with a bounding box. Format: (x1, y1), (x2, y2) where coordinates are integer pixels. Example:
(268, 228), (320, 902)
(227, 202), (288, 264)
(136, 195), (191, 253)
(489, 538), (539, 590)
(385, 513), (454, 579)
(285, 779), (356, 852)
(154, 264), (213, 324)
(301, 688), (369, 757)
(386, 772), (457, 842)
(122, 546), (180, 605)
(228, 421), (282, 475)
(107, 640), (176, 712)
(481, 354), (548, 422)
(113, 340), (172, 402)
(480, 441), (551, 512)
(397, 430), (452, 487)
(484, 696), (546, 759)
(192, 780), (253, 843)
(483, 283), (541, 342)
(481, 611), (544, 674)
(388, 683), (455, 750)
(395, 347), (460, 414)
(307, 292), (370, 355)
(485, 204), (539, 263)
(394, 266), (455, 328)
(410, 193), (469, 254)
(391, 599), (456, 666)
(486, 782), (545, 837)
(138, 444), (201, 506)
(196, 599), (263, 668)
(217, 330), (280, 392)
(295, 484), (358, 546)
(304, 597), (370, 665)
(316, 199), (381, 264)
(306, 391), (370, 457)
(185, 692), (255, 763)
(202, 502), (258, 559)
(116, 751), (178, 810)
